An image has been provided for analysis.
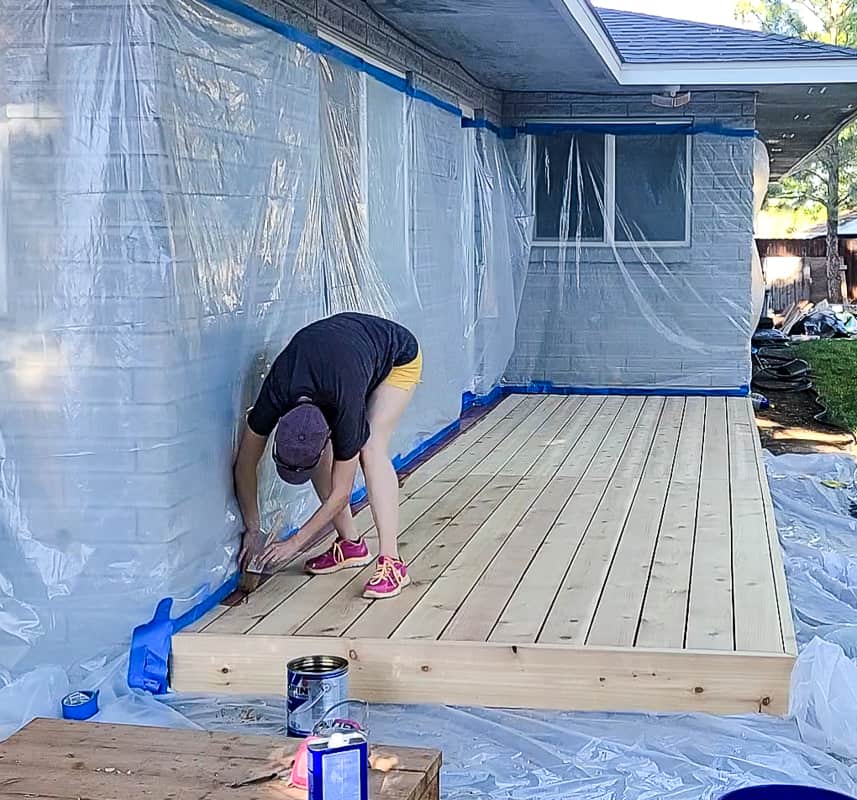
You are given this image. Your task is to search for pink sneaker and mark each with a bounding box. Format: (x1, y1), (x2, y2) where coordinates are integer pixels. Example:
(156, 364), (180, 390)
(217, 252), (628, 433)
(363, 556), (410, 599)
(305, 538), (374, 575)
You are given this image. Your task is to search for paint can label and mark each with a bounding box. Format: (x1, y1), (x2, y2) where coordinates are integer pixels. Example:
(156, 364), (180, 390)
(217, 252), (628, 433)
(287, 669), (348, 737)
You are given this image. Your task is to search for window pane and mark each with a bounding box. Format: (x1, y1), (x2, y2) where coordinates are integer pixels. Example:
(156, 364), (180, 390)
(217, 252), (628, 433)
(535, 133), (605, 241)
(615, 135), (688, 243)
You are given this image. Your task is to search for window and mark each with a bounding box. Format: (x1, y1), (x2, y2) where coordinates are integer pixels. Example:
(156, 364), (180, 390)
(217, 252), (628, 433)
(534, 129), (690, 246)
(535, 133), (605, 242)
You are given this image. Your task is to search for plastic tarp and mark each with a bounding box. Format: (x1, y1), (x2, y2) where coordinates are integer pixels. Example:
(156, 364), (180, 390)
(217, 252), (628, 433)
(4, 453), (857, 800)
(503, 127), (759, 392)
(0, 0), (531, 674)
(765, 453), (857, 760)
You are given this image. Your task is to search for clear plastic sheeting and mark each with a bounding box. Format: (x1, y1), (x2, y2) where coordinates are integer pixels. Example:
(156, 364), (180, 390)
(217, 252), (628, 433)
(4, 659), (857, 799)
(472, 129), (533, 393)
(751, 139), (770, 328)
(0, 0), (528, 673)
(5, 668), (857, 798)
(504, 129), (757, 391)
(158, 699), (857, 800)
(2, 453), (857, 798)
(764, 452), (857, 759)
(765, 453), (857, 654)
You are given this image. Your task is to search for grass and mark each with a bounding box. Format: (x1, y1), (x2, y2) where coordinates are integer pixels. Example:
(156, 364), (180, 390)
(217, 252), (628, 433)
(792, 339), (857, 434)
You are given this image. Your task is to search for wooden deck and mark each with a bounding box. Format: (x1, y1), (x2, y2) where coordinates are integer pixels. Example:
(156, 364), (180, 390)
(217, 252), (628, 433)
(173, 394), (797, 715)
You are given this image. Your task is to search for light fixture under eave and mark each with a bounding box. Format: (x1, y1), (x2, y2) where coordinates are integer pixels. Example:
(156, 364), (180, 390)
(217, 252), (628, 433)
(651, 89), (692, 108)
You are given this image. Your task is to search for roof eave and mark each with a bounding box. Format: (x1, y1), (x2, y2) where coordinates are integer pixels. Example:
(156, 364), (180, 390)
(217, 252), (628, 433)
(783, 107), (857, 179)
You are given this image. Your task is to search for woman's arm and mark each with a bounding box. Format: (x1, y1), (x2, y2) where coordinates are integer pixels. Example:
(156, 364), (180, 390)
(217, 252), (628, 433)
(259, 455), (359, 571)
(234, 427), (269, 568)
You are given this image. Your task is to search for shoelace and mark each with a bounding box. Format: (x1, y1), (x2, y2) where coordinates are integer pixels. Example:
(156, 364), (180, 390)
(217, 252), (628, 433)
(368, 559), (402, 586)
(311, 540), (347, 566)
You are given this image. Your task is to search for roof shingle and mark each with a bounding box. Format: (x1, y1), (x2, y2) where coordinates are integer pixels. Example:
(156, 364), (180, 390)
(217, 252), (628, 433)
(595, 7), (857, 63)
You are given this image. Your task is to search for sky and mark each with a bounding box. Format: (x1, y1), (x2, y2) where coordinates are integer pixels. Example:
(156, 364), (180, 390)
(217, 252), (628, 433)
(594, 0), (752, 27)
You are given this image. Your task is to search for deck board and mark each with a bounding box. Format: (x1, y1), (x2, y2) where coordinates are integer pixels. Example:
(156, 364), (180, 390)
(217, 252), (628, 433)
(686, 397), (735, 651)
(727, 397), (785, 654)
(175, 394), (795, 715)
(635, 397), (704, 649)
(587, 397), (684, 647)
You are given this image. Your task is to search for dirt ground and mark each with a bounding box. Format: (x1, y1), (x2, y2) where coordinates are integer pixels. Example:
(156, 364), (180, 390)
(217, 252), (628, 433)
(755, 387), (856, 456)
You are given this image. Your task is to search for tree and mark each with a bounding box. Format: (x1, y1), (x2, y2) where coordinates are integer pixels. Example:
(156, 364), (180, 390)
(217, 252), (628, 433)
(735, 0), (807, 35)
(736, 0), (857, 302)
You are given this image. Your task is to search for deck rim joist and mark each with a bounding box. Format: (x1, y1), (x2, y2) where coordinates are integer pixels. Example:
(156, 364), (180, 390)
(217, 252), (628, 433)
(171, 632), (794, 715)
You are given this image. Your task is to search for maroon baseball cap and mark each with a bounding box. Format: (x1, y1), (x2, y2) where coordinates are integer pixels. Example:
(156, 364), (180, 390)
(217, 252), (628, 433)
(272, 404), (331, 485)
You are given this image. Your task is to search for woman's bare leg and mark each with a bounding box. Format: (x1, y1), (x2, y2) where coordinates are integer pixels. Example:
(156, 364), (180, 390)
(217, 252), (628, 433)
(361, 383), (415, 559)
(310, 441), (359, 542)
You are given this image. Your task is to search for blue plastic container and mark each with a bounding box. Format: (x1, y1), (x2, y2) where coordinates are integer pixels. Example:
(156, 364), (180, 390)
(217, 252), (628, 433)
(723, 787), (855, 800)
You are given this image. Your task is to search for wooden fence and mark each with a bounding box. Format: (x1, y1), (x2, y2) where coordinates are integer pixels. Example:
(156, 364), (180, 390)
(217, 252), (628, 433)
(757, 237), (857, 312)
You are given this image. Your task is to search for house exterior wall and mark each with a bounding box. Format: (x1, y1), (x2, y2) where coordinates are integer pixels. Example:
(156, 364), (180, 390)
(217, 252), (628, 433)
(253, 0), (503, 119)
(502, 91), (758, 390)
(0, 0), (489, 670)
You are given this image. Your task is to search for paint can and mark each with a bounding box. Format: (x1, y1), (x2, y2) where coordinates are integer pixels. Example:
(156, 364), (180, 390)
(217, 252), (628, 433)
(287, 655), (349, 738)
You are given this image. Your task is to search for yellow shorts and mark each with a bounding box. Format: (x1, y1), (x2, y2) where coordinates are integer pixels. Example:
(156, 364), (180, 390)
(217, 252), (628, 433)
(384, 348), (423, 391)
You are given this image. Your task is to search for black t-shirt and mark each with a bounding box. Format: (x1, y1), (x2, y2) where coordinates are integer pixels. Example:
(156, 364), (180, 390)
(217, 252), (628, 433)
(247, 313), (418, 460)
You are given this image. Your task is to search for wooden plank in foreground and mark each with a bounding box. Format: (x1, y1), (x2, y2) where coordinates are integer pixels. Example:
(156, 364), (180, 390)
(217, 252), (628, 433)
(172, 633), (793, 716)
(1, 718), (440, 800)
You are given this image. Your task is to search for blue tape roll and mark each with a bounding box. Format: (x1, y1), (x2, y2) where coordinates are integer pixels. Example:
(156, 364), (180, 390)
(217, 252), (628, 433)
(62, 690), (99, 721)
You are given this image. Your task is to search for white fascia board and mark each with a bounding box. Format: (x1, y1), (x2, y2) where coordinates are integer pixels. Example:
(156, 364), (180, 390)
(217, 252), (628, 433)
(617, 60), (857, 87)
(549, 0), (624, 80)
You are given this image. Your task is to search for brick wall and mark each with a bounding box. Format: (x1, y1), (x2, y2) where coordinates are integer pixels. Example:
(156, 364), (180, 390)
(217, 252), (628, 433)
(0, 0), (485, 669)
(251, 0), (502, 120)
(0, 0), (327, 668)
(502, 91), (757, 390)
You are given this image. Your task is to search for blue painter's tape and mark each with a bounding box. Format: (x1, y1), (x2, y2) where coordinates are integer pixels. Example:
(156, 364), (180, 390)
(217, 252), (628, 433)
(128, 573), (240, 694)
(462, 384), (505, 411)
(62, 690), (99, 721)
(413, 88), (462, 117)
(461, 118), (517, 139)
(128, 597), (173, 694)
(172, 573), (241, 633)
(521, 121), (758, 139)
(201, 0), (462, 119)
(392, 418), (461, 472)
(501, 382), (751, 398)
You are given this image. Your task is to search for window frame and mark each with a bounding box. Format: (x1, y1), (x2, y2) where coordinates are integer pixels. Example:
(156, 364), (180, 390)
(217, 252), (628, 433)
(531, 121), (693, 249)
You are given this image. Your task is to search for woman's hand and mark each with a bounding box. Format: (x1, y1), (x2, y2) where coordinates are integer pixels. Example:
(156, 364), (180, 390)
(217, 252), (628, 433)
(239, 527), (265, 571)
(258, 536), (304, 572)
